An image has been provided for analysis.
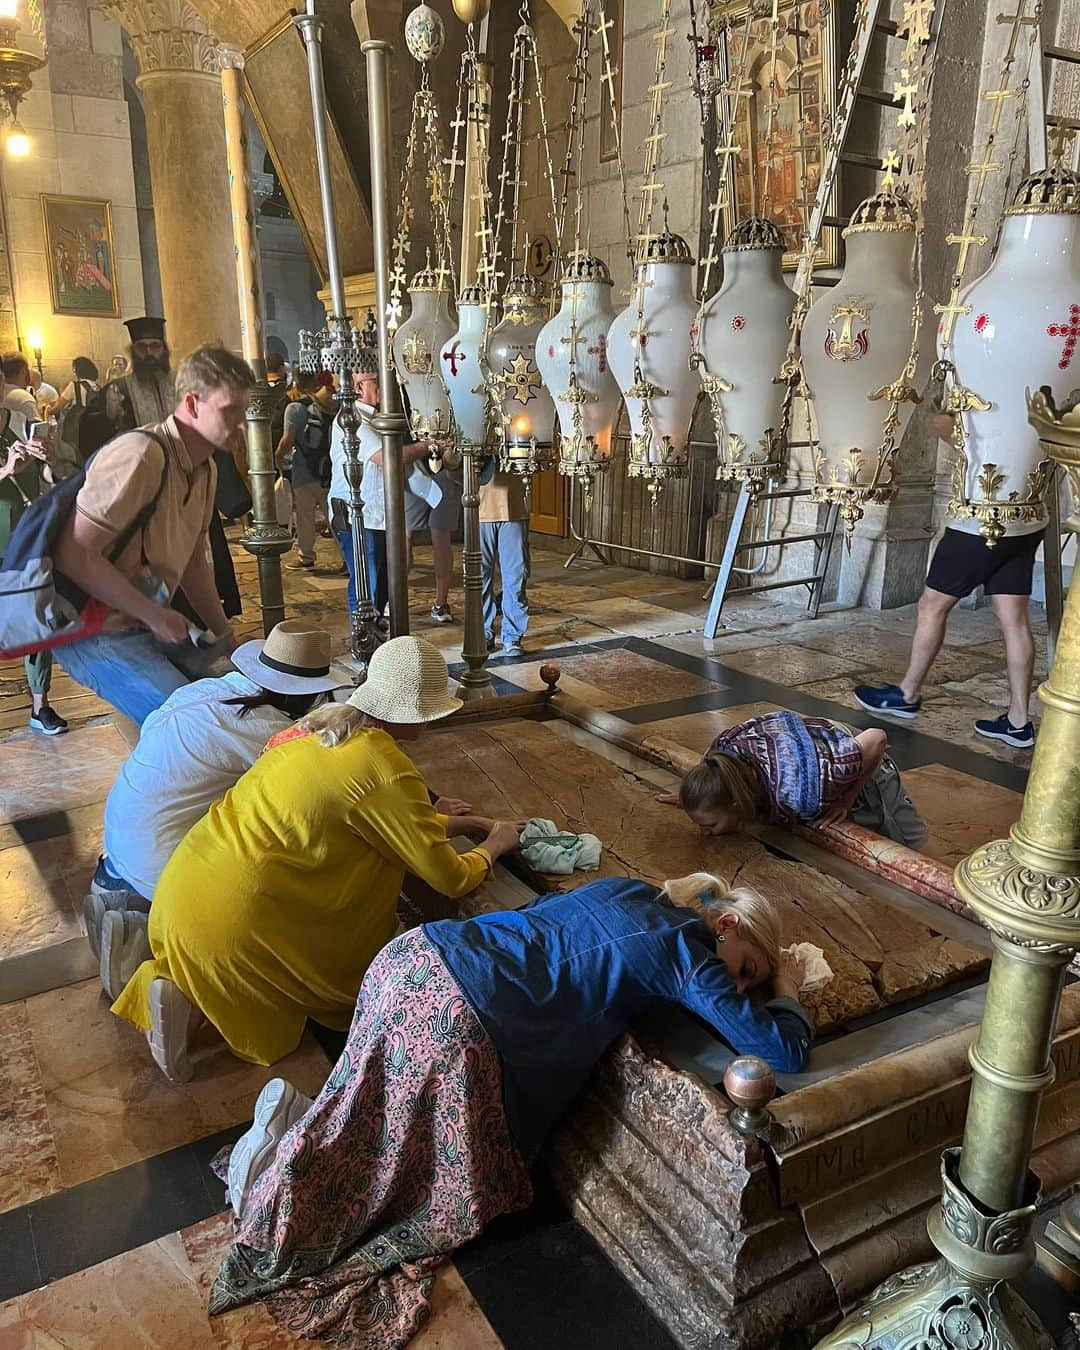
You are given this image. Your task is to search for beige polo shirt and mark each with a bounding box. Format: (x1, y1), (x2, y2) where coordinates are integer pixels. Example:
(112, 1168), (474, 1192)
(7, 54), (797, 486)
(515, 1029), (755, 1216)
(479, 470), (528, 524)
(75, 416), (217, 618)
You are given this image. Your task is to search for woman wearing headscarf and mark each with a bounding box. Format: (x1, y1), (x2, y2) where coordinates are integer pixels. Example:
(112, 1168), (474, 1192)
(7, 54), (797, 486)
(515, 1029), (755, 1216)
(111, 637), (523, 1082)
(208, 872), (811, 1348)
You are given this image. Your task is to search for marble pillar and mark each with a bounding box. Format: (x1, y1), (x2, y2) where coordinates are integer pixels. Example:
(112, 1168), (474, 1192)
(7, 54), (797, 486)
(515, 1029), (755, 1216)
(100, 0), (239, 357)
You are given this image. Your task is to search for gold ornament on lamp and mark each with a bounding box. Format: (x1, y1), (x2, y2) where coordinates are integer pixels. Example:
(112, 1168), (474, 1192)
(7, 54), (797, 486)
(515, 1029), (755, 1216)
(0, 0), (46, 157)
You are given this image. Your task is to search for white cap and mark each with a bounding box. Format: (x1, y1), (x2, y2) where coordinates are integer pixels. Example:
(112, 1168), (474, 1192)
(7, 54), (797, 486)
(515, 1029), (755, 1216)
(347, 636), (462, 724)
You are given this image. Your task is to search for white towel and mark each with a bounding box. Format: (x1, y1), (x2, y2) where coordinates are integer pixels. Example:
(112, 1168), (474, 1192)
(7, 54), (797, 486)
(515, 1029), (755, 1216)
(782, 942), (834, 993)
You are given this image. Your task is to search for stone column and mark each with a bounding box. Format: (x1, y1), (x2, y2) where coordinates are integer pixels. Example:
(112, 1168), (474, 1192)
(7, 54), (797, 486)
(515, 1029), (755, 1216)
(100, 0), (239, 357)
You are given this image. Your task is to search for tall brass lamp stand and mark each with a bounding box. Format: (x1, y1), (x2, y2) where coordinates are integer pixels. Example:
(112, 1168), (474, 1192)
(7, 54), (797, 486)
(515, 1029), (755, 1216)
(816, 385), (1080, 1348)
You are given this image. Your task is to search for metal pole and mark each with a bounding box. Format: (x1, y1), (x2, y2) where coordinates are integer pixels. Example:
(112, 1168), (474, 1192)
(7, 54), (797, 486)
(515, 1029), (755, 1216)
(457, 444), (492, 698)
(362, 38), (410, 637)
(219, 47), (289, 636)
(295, 2), (382, 668)
(816, 387), (1080, 1347)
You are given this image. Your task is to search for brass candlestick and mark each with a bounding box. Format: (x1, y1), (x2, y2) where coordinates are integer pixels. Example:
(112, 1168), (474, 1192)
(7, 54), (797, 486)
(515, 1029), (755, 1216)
(815, 383), (1080, 1347)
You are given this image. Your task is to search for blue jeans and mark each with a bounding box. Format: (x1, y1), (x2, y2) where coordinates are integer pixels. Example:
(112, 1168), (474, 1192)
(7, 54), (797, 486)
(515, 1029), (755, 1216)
(481, 520), (529, 643)
(335, 526), (388, 616)
(55, 630), (189, 726)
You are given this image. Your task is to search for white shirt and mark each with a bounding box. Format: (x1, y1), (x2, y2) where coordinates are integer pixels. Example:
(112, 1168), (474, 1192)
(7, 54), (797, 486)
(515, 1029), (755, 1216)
(329, 402), (385, 530)
(3, 387), (40, 441)
(34, 382), (59, 415)
(102, 672), (292, 899)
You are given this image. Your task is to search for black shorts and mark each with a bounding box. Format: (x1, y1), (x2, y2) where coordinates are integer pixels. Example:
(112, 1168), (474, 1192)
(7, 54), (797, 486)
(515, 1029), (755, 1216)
(925, 527), (1044, 599)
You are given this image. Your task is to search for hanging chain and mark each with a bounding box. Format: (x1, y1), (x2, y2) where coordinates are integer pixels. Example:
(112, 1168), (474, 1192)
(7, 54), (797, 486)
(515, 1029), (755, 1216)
(758, 0), (783, 218)
(560, 8), (594, 450)
(933, 0), (1042, 350)
(387, 98), (424, 335)
(594, 0), (636, 278)
(527, 25), (564, 289)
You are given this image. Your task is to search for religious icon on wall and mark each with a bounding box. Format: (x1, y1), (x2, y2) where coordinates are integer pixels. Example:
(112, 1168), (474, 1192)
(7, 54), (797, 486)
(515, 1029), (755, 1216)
(599, 0), (624, 163)
(41, 195), (120, 318)
(714, 0), (838, 271)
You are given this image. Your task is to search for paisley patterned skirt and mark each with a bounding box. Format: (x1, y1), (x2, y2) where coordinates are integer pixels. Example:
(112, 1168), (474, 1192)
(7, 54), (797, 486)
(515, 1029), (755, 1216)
(208, 927), (533, 1346)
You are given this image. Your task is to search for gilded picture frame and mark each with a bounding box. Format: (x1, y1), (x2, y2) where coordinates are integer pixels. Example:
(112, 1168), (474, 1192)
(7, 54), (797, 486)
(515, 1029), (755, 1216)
(599, 0), (624, 164)
(713, 0), (838, 271)
(41, 194), (120, 317)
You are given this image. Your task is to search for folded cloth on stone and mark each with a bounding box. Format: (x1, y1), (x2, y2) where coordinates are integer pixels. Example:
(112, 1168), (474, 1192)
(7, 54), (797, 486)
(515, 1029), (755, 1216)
(783, 942), (834, 993)
(518, 818), (602, 875)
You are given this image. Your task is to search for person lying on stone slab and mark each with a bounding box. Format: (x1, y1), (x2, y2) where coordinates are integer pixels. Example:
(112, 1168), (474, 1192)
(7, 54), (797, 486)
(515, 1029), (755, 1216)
(207, 872), (811, 1347)
(658, 709), (926, 849)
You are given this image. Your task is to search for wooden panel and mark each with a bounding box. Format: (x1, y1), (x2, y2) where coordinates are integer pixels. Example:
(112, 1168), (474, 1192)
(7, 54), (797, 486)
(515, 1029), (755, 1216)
(529, 466), (568, 536)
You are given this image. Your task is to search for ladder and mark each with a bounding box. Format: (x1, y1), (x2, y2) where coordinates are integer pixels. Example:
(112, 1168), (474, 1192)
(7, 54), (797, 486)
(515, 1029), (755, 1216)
(705, 3), (917, 635)
(703, 476), (840, 638)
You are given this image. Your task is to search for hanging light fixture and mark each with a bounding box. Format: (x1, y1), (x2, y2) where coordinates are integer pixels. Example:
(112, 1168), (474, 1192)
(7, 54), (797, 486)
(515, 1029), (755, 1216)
(0, 0), (45, 157)
(536, 6), (621, 504)
(388, 2), (458, 449)
(798, 1), (939, 537)
(478, 0), (563, 481)
(605, 0), (697, 503)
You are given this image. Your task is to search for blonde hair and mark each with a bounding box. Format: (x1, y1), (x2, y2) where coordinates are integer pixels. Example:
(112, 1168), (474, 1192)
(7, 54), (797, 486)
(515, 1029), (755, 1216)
(293, 702), (365, 748)
(662, 872), (781, 973)
(174, 344), (255, 402)
(679, 750), (763, 825)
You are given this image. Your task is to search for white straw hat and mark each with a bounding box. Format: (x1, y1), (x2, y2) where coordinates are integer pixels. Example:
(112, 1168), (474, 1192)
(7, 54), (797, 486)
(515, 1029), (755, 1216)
(231, 620), (352, 696)
(347, 636), (462, 724)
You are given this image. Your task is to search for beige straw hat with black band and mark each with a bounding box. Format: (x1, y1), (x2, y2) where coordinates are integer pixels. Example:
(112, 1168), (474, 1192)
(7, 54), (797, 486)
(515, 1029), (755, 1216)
(347, 636), (462, 724)
(231, 620), (352, 696)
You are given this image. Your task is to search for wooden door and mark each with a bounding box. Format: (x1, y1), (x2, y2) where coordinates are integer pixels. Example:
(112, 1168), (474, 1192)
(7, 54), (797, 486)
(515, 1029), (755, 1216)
(529, 466), (568, 536)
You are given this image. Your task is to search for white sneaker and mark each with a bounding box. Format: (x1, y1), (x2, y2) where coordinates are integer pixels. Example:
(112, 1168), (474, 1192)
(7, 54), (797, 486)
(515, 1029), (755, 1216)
(147, 977), (198, 1084)
(100, 909), (151, 1002)
(227, 1078), (313, 1215)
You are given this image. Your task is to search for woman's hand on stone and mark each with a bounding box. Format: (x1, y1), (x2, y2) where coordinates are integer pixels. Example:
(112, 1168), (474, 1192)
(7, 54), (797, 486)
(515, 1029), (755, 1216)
(435, 795), (473, 816)
(481, 819), (524, 859)
(774, 950), (805, 1001)
(655, 792), (679, 806)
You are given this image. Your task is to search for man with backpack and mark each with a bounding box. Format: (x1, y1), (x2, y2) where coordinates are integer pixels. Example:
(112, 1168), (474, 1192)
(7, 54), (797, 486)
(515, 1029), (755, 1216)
(44, 345), (255, 726)
(275, 370), (336, 572)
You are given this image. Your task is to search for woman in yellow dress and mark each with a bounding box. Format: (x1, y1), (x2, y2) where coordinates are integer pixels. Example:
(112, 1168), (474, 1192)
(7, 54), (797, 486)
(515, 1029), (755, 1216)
(112, 637), (523, 1081)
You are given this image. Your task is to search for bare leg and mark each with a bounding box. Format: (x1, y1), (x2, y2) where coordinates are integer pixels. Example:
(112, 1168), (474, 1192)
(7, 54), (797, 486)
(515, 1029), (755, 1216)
(431, 528), (454, 607)
(899, 587), (960, 702)
(990, 592), (1036, 726)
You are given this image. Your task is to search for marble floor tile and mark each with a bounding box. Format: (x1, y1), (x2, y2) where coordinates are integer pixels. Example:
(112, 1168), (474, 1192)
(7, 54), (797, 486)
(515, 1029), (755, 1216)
(180, 1212), (501, 1350)
(0, 1231), (221, 1347)
(632, 703), (786, 755)
(574, 596), (706, 639)
(21, 979), (330, 1200)
(0, 1001), (61, 1214)
(0, 838), (86, 961)
(490, 648), (724, 710)
(902, 764), (1022, 867)
(714, 642), (869, 686)
(0, 724), (130, 825)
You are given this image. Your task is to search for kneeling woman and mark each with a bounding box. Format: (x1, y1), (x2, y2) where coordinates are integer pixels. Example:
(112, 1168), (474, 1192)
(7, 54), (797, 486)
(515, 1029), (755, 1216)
(209, 873), (811, 1347)
(111, 638), (522, 1082)
(662, 709), (926, 847)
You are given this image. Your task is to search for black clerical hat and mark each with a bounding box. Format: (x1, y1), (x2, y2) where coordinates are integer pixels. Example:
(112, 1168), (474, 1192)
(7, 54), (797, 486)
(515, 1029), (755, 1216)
(124, 316), (166, 343)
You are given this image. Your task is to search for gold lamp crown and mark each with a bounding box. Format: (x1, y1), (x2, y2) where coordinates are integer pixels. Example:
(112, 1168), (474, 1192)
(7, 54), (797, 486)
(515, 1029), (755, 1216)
(502, 270), (547, 306)
(561, 251), (612, 285)
(409, 249), (451, 292)
(636, 227), (693, 267)
(724, 216), (786, 253)
(457, 282), (488, 306)
(843, 188), (916, 236)
(1004, 165), (1080, 217)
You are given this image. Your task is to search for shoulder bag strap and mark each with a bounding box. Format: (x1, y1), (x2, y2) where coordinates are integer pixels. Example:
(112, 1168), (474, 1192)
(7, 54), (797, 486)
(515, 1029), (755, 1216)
(105, 428), (171, 566)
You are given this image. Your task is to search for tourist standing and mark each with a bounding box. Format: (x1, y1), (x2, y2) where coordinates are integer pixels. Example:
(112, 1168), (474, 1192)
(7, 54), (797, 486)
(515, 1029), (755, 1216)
(275, 371), (334, 572)
(480, 463), (530, 658)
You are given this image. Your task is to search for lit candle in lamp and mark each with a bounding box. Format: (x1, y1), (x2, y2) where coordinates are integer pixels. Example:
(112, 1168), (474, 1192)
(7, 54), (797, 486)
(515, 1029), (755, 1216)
(6, 122), (30, 158)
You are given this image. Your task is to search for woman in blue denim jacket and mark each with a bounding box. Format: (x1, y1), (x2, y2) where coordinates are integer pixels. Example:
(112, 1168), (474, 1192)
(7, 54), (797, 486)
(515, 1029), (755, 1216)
(211, 872), (812, 1346)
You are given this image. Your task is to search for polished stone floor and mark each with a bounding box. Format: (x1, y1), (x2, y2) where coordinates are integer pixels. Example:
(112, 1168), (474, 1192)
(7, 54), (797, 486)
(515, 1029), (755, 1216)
(0, 529), (1069, 1348)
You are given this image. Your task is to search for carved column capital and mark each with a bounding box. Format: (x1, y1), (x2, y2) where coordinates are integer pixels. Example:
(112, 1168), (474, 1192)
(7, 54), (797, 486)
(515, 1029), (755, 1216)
(99, 0), (222, 77)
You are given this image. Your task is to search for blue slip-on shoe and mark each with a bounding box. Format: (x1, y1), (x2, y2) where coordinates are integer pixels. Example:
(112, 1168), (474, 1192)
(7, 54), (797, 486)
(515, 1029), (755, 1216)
(853, 683), (921, 719)
(974, 713), (1034, 750)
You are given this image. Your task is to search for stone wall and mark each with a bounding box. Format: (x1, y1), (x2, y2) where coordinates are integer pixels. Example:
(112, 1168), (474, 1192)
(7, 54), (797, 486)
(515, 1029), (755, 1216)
(7, 1), (145, 387)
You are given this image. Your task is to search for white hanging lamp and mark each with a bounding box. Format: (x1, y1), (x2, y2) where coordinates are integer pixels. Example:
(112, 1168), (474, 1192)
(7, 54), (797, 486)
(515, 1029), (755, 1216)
(487, 269), (556, 476)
